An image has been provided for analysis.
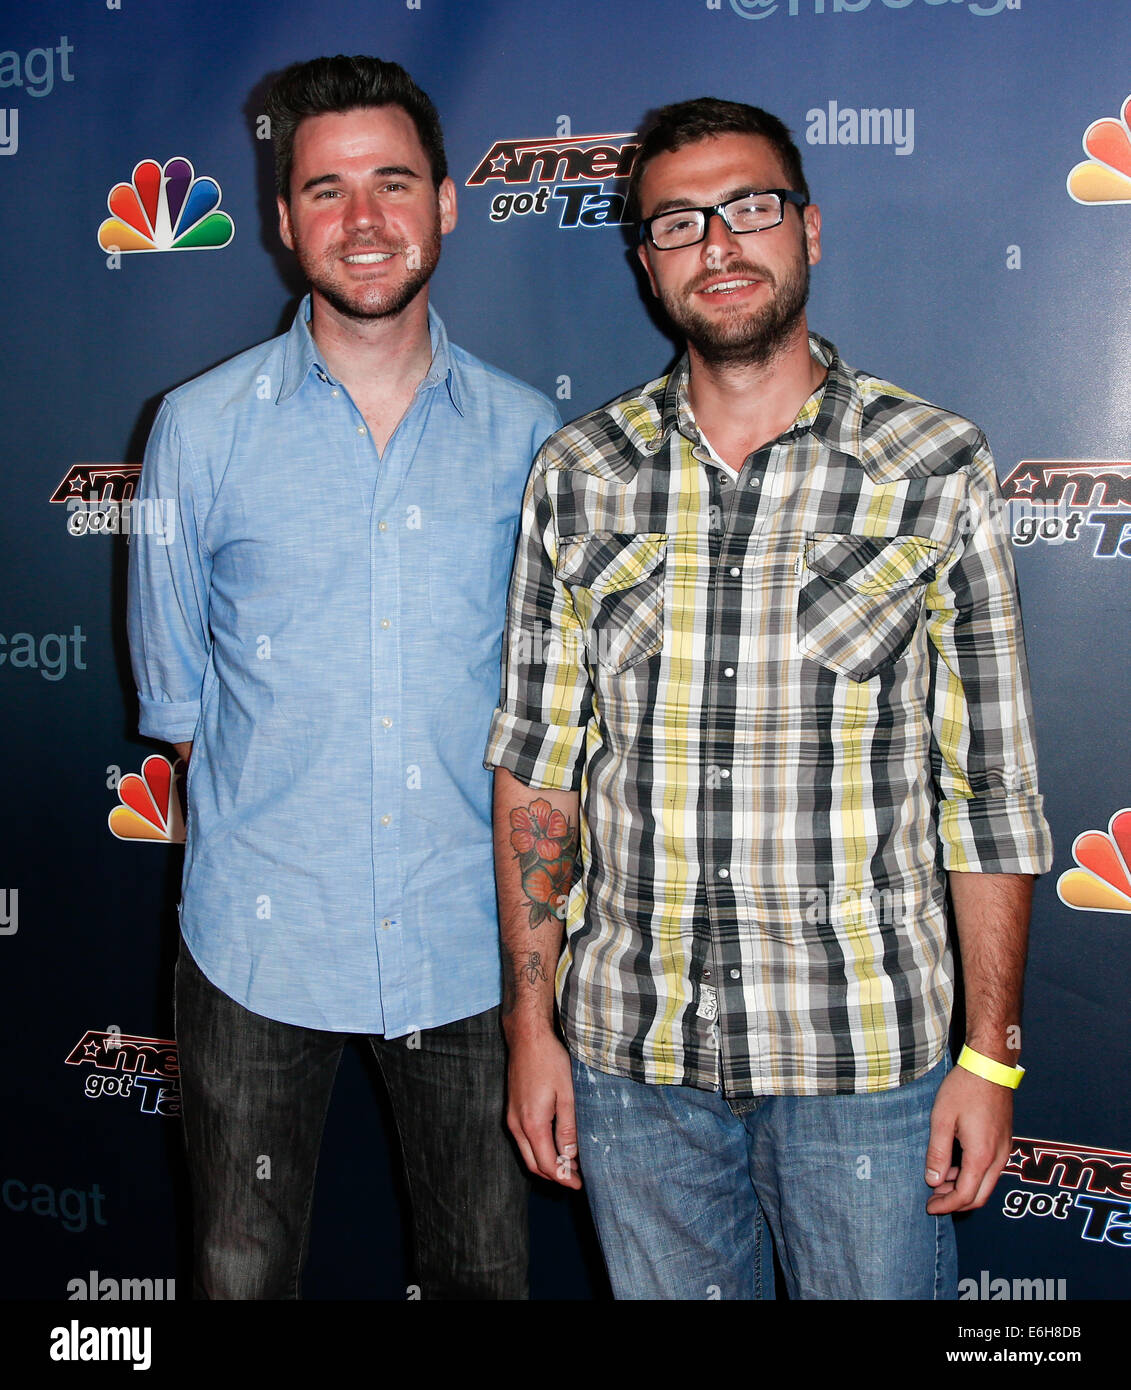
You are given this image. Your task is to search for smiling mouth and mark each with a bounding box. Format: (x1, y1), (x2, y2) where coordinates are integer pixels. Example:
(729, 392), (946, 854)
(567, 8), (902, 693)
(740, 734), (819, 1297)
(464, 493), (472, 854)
(342, 250), (397, 264)
(701, 278), (759, 294)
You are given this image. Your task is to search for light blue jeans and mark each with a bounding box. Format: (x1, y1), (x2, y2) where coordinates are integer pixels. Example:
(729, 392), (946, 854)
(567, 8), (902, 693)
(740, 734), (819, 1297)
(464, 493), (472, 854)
(572, 1053), (956, 1300)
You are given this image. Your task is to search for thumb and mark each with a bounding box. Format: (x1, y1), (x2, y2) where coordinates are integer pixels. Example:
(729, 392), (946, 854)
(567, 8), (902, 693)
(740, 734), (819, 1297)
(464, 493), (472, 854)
(925, 1096), (957, 1187)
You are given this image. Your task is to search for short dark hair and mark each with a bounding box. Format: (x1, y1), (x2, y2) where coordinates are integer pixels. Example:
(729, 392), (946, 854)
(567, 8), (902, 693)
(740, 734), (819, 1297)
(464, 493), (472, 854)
(627, 97), (809, 219)
(264, 55), (447, 200)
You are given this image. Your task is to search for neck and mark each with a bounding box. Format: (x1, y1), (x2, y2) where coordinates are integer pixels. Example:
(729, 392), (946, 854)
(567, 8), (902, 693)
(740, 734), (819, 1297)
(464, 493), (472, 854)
(308, 288), (434, 400)
(685, 319), (826, 462)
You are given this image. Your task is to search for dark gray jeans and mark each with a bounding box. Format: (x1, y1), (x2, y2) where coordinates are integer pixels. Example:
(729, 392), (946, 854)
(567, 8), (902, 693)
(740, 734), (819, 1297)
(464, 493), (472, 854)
(175, 943), (528, 1299)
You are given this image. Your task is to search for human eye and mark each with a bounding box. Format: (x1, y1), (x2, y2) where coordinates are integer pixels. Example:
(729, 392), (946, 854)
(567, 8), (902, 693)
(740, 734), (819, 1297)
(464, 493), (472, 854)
(729, 193), (779, 226)
(655, 209), (698, 236)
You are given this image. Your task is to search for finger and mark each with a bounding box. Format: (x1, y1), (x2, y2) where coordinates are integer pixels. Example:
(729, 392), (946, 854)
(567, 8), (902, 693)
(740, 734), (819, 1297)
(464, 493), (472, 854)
(926, 1185), (964, 1215)
(526, 1110), (565, 1184)
(507, 1111), (543, 1180)
(968, 1144), (1009, 1211)
(554, 1088), (582, 1189)
(929, 1164), (960, 1199)
(553, 1150), (582, 1189)
(926, 1162), (976, 1214)
(924, 1119), (955, 1188)
(933, 1143), (995, 1214)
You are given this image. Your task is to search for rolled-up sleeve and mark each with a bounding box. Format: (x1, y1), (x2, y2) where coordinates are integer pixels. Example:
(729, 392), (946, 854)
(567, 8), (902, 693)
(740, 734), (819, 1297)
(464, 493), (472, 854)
(484, 449), (591, 790)
(127, 399), (212, 743)
(924, 437), (1053, 874)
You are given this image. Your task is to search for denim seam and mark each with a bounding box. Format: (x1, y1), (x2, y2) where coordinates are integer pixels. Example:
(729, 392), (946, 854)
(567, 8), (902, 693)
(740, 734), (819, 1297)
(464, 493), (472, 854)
(933, 1213), (943, 1300)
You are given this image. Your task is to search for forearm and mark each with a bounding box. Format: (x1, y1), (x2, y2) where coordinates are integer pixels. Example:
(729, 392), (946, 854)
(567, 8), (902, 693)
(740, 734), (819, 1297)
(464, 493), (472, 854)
(925, 871), (1033, 1213)
(493, 766), (579, 1042)
(493, 767), (583, 1187)
(948, 870), (1033, 1064)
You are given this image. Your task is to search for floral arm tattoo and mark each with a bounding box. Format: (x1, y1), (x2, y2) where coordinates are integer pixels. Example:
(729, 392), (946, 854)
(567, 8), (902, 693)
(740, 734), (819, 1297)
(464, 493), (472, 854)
(496, 782), (579, 1023)
(508, 798), (580, 928)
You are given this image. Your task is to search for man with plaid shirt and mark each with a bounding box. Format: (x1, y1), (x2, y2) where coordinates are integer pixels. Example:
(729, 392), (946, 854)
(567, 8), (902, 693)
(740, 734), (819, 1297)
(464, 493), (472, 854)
(487, 98), (1052, 1299)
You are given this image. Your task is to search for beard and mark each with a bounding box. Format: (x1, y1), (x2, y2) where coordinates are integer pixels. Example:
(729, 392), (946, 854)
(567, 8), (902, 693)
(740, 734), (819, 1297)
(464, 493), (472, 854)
(294, 219), (442, 322)
(658, 244), (811, 369)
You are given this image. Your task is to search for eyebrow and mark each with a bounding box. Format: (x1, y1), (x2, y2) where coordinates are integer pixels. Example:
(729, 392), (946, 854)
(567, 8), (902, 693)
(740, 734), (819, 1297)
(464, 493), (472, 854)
(298, 165), (424, 194)
(646, 186), (769, 218)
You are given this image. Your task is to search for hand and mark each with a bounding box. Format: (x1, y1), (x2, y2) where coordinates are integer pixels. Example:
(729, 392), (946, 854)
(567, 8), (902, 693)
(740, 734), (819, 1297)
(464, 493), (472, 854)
(924, 1063), (1013, 1214)
(505, 1029), (581, 1190)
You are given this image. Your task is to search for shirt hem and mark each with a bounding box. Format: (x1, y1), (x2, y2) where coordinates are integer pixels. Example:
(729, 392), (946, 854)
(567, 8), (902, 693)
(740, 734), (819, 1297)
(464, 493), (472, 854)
(179, 930), (501, 1037)
(566, 1035), (950, 1098)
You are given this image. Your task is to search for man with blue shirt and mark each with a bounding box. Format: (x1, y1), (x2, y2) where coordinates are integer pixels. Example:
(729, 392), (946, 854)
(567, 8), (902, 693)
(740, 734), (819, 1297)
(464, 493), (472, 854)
(127, 55), (559, 1300)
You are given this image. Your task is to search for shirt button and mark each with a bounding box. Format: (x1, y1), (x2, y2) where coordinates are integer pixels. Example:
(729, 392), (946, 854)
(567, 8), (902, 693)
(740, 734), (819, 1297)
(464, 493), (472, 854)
(330, 389), (340, 398)
(720, 768), (730, 779)
(380, 814), (392, 827)
(381, 917), (393, 930)
(381, 716), (393, 729)
(729, 968), (741, 980)
(357, 425), (367, 435)
(378, 521), (388, 532)
(749, 476), (761, 488)
(729, 566), (741, 577)
(380, 618), (391, 630)
(723, 667), (735, 678)
(718, 867), (730, 879)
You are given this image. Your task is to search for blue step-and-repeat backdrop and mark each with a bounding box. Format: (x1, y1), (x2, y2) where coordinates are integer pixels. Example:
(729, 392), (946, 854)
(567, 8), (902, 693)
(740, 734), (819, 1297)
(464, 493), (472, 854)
(1, 0), (1129, 1308)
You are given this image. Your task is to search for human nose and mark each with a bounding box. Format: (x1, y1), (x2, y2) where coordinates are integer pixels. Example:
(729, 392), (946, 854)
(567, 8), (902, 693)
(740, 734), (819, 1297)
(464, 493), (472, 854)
(700, 208), (739, 262)
(343, 187), (386, 233)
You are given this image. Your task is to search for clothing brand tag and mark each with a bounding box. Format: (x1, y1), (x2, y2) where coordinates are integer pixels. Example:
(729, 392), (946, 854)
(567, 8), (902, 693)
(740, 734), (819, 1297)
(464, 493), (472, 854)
(696, 984), (719, 1022)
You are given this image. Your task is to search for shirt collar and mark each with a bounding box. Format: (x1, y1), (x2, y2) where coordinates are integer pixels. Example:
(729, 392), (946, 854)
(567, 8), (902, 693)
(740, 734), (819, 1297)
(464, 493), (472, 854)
(276, 295), (464, 415)
(803, 333), (866, 466)
(647, 332), (865, 468)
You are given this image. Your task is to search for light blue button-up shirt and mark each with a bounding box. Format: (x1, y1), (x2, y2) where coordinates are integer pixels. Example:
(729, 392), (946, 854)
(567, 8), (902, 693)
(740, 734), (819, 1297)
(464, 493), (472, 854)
(127, 298), (559, 1034)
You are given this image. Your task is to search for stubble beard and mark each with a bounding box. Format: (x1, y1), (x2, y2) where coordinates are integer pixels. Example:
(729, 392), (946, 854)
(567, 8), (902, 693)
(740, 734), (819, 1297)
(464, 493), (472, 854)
(296, 220), (442, 323)
(662, 246), (811, 370)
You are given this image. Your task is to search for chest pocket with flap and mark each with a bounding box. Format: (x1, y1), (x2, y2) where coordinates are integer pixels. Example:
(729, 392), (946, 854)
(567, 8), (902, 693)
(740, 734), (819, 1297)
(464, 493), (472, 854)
(554, 532), (667, 675)
(797, 533), (941, 681)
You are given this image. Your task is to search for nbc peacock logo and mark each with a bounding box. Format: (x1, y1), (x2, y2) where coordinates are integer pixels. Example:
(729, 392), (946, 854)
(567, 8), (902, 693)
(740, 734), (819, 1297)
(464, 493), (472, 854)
(1057, 807), (1131, 914)
(97, 156), (234, 253)
(108, 755), (186, 843)
(730, 1), (778, 17)
(1068, 95), (1131, 206)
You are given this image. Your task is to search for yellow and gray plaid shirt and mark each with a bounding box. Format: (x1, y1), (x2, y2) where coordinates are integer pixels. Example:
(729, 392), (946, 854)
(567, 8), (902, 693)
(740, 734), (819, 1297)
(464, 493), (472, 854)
(486, 335), (1053, 1098)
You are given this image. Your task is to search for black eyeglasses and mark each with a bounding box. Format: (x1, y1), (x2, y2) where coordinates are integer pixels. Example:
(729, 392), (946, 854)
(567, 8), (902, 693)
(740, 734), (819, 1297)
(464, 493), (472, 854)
(639, 189), (807, 250)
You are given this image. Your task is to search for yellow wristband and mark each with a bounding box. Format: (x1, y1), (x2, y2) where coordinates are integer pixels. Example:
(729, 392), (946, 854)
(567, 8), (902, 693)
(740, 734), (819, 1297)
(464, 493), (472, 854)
(957, 1045), (1025, 1089)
